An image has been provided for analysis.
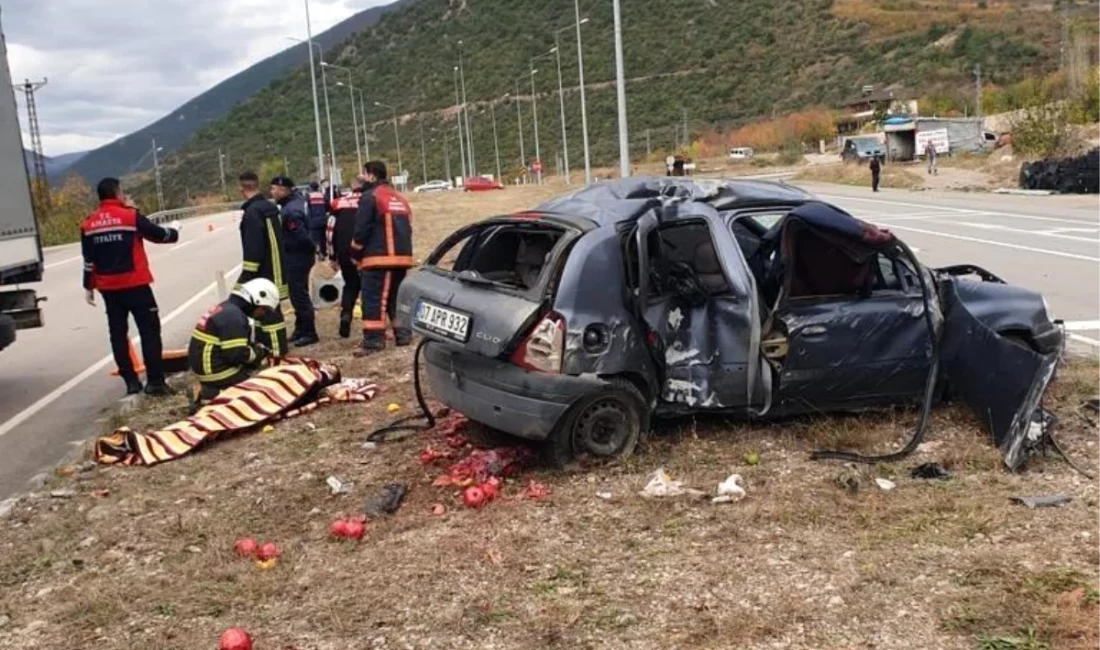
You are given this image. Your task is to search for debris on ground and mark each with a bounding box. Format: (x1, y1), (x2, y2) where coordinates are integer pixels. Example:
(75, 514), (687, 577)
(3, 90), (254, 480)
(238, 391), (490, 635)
(433, 447), (534, 487)
(517, 480), (550, 500)
(743, 451), (761, 466)
(386, 402), (401, 413)
(875, 478), (897, 491)
(364, 483), (408, 516)
(48, 489), (76, 499)
(326, 476), (352, 495)
(1010, 494), (1073, 508)
(835, 469), (861, 494)
(714, 474), (747, 503)
(639, 468), (705, 498)
(911, 462), (952, 480)
(596, 491), (613, 500)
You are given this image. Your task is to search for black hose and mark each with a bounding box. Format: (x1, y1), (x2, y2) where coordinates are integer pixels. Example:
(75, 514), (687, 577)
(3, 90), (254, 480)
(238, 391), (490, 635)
(366, 339), (436, 442)
(811, 241), (939, 464)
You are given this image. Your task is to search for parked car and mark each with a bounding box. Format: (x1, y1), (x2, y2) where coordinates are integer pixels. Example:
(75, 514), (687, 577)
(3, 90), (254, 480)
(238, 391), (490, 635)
(414, 179), (452, 194)
(841, 136), (886, 164)
(728, 147), (754, 160)
(396, 178), (1062, 469)
(463, 176), (505, 192)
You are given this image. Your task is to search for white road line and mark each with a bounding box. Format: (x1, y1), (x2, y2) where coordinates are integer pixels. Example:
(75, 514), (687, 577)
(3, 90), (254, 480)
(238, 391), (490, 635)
(1063, 320), (1100, 331)
(1069, 333), (1100, 347)
(883, 224), (1100, 262)
(0, 263), (242, 440)
(818, 193), (1100, 226)
(1044, 227), (1100, 235)
(955, 221), (1099, 243)
(43, 255), (82, 269)
(170, 240), (195, 252)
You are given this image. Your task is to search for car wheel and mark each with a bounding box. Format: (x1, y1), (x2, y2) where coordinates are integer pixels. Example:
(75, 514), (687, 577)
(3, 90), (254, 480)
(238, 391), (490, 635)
(543, 378), (648, 467)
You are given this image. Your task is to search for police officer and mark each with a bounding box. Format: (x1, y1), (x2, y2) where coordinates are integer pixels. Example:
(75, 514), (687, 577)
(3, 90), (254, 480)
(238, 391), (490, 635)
(350, 161), (413, 356)
(236, 171), (288, 356)
(270, 177), (318, 347)
(307, 181), (328, 254)
(327, 178), (366, 338)
(188, 278), (280, 402)
(81, 177), (181, 396)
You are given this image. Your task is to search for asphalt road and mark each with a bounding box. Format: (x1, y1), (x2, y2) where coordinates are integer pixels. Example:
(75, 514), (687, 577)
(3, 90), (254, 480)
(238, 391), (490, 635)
(0, 187), (1096, 499)
(0, 209), (244, 498)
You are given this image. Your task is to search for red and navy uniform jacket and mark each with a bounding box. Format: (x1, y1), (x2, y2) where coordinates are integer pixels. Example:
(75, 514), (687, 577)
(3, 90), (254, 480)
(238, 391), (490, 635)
(307, 191), (328, 250)
(326, 191), (361, 264)
(350, 181), (413, 269)
(80, 198), (179, 292)
(276, 191), (314, 257)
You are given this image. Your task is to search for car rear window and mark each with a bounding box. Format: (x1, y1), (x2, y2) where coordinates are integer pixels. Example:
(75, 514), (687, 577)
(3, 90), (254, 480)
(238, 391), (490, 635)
(426, 220), (568, 293)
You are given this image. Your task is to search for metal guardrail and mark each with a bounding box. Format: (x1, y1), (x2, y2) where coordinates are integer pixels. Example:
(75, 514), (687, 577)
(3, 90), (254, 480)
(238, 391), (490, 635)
(146, 202), (241, 225)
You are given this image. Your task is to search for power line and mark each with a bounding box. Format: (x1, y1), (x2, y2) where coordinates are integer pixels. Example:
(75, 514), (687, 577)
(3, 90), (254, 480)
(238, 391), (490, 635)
(14, 78), (49, 212)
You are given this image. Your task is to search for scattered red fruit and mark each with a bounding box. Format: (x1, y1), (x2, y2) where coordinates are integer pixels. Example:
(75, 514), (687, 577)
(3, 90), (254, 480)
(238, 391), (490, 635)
(462, 485), (487, 509)
(431, 503), (446, 516)
(329, 520), (350, 538)
(481, 479), (500, 502)
(521, 480), (550, 500)
(344, 520), (365, 539)
(233, 538), (258, 557)
(256, 542), (280, 561)
(218, 627), (253, 650)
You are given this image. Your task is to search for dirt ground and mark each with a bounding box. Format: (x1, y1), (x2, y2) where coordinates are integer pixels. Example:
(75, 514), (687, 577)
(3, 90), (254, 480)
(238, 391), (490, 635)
(1, 185), (1097, 650)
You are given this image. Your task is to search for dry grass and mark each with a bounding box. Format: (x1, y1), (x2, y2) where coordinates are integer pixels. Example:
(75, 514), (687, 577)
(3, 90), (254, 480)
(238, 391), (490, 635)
(831, 0), (1059, 40)
(795, 161), (925, 190)
(0, 185), (1096, 650)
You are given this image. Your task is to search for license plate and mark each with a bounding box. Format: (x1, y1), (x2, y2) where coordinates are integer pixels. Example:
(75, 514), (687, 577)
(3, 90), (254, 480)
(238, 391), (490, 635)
(414, 300), (471, 342)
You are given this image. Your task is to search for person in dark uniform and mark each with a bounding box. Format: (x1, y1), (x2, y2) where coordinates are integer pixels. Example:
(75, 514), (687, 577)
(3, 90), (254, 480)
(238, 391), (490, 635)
(188, 278), (280, 402)
(869, 155), (882, 192)
(327, 178), (366, 338)
(270, 176), (318, 347)
(350, 161), (413, 356)
(81, 178), (181, 396)
(235, 171), (288, 357)
(307, 181), (328, 254)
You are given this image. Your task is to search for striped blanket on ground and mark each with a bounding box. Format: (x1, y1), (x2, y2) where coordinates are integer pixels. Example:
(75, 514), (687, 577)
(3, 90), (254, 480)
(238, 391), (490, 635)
(95, 359), (376, 466)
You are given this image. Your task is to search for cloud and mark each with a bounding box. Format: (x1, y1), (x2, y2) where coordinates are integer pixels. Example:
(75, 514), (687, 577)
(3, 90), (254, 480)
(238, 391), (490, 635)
(2, 0), (385, 155)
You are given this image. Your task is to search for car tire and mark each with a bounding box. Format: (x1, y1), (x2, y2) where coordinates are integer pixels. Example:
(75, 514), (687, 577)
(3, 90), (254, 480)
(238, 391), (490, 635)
(542, 377), (648, 467)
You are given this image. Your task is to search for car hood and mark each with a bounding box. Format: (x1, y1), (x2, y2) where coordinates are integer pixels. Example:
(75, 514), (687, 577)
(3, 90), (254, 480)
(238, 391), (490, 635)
(939, 267), (1057, 342)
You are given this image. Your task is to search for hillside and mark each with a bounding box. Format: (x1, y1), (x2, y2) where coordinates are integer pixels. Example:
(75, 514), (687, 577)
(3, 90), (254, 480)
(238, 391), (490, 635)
(67, 0), (411, 184)
(142, 0), (1094, 203)
(23, 149), (85, 178)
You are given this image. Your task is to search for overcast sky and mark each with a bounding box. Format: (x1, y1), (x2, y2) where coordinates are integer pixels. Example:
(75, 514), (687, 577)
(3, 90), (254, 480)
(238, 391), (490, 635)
(4, 0), (386, 156)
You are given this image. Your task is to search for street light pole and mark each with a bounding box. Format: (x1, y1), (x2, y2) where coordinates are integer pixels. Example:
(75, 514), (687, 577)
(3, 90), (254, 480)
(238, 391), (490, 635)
(294, 6), (325, 181)
(318, 61), (337, 184)
(443, 134), (452, 182)
(419, 118), (428, 184)
(514, 78), (526, 171)
(458, 40), (475, 176)
(530, 67), (541, 185)
(152, 138), (164, 211)
(357, 89), (370, 160)
(612, 0), (630, 177)
(332, 72), (362, 171)
(490, 97), (502, 183)
(574, 0), (591, 184)
(453, 67), (467, 180)
(552, 41), (568, 183)
(218, 148), (228, 200)
(375, 101), (402, 179)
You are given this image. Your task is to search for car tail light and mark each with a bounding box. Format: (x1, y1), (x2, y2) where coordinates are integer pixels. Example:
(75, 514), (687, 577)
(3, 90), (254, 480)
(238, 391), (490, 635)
(510, 312), (565, 373)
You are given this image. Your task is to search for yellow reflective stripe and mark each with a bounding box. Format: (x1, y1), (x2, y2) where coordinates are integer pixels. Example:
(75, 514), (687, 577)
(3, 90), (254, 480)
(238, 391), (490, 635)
(261, 323), (285, 332)
(202, 342), (214, 376)
(195, 366), (242, 383)
(266, 220), (284, 294)
(242, 261), (260, 272)
(191, 330), (218, 345)
(219, 338), (249, 349)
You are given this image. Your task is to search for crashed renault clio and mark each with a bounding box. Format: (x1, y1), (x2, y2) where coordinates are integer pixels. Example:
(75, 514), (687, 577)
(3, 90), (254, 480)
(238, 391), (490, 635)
(395, 178), (1064, 470)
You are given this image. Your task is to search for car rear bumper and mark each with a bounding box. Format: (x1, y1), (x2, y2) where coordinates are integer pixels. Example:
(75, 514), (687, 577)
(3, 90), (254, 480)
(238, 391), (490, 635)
(423, 342), (604, 441)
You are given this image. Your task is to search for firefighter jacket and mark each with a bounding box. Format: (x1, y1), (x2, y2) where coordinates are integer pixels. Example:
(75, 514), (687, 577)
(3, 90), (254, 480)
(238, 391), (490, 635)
(307, 191), (328, 251)
(277, 191), (314, 257)
(237, 193), (287, 299)
(350, 181), (413, 269)
(326, 190), (362, 264)
(80, 199), (179, 292)
(188, 294), (266, 385)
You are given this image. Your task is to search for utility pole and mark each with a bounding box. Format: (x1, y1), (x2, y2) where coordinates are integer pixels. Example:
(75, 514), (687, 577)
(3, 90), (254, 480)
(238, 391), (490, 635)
(646, 128), (651, 158)
(419, 119), (428, 184)
(574, 0), (591, 184)
(553, 32), (570, 184)
(530, 68), (542, 185)
(612, 0), (630, 177)
(302, 1), (325, 181)
(320, 62), (337, 185)
(444, 133), (452, 182)
(358, 89), (371, 161)
(218, 148), (228, 200)
(515, 79), (526, 171)
(682, 107), (689, 149)
(458, 41), (475, 175)
(490, 99), (502, 183)
(974, 63), (983, 133)
(15, 78), (49, 211)
(454, 68), (467, 179)
(152, 138), (164, 212)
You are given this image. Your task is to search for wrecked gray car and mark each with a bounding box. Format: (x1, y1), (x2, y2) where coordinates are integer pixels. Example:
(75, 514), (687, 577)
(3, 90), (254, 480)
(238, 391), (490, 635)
(394, 178), (1063, 469)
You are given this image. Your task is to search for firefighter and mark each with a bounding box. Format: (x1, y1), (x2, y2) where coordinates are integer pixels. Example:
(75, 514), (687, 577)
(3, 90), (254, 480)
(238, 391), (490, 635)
(235, 171), (288, 356)
(306, 181), (328, 254)
(350, 161), (413, 356)
(327, 178), (366, 338)
(270, 176), (318, 347)
(188, 278), (280, 402)
(81, 177), (181, 396)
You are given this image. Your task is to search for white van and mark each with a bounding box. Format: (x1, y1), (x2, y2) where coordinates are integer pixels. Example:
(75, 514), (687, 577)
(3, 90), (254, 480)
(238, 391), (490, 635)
(728, 147), (754, 160)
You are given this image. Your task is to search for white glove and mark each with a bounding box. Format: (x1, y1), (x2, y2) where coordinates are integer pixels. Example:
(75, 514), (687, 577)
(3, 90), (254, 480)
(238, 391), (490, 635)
(169, 220), (182, 233)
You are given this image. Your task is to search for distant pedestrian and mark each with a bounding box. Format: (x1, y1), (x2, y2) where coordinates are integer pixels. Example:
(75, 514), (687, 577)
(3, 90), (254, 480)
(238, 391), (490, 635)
(924, 141), (938, 175)
(869, 156), (882, 192)
(235, 171), (288, 357)
(269, 176), (318, 347)
(665, 154), (675, 176)
(81, 178), (181, 396)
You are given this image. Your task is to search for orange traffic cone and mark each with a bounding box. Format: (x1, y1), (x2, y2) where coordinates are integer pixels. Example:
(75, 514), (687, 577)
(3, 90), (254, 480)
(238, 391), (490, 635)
(109, 341), (146, 376)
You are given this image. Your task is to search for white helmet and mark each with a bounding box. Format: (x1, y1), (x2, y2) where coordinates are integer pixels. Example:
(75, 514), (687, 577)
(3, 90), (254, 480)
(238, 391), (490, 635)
(235, 278), (280, 311)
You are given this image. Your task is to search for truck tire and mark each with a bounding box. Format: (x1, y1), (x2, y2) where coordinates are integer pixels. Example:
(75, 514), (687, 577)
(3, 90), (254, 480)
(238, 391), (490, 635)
(0, 314), (15, 352)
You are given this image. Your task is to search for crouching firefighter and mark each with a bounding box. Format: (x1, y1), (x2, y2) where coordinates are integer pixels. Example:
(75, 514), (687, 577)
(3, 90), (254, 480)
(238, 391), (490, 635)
(350, 161), (414, 356)
(188, 278), (281, 403)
